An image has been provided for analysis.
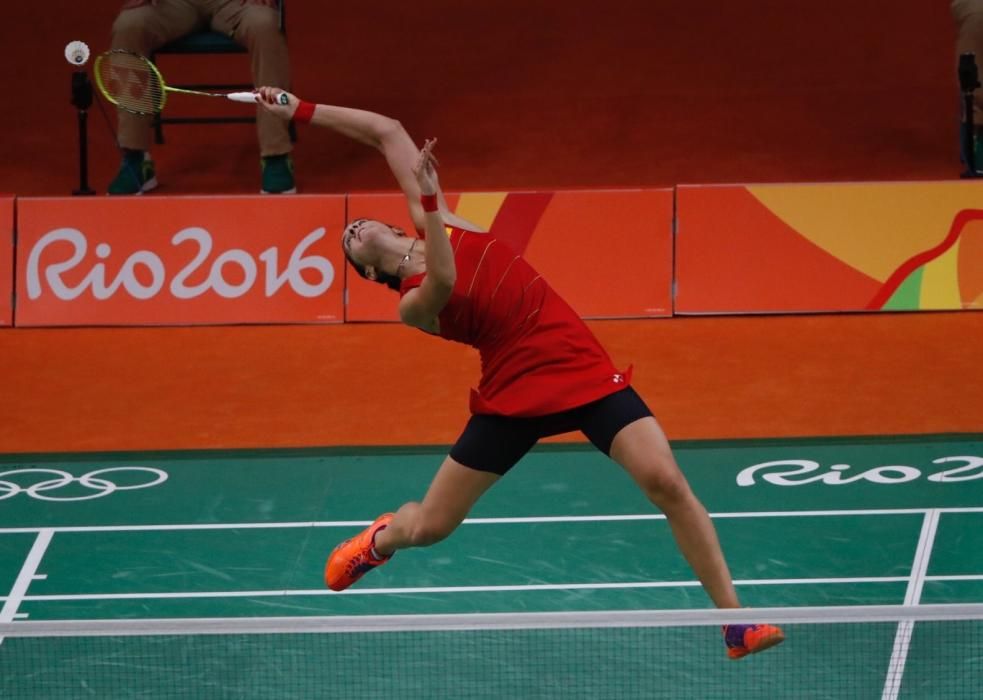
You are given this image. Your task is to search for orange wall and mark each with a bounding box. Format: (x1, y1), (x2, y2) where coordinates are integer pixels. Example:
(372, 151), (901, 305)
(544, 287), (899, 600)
(2, 313), (981, 453)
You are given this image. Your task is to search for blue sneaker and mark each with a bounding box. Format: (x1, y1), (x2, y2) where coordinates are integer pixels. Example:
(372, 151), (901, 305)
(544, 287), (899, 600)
(723, 623), (785, 659)
(108, 149), (157, 195)
(260, 153), (296, 194)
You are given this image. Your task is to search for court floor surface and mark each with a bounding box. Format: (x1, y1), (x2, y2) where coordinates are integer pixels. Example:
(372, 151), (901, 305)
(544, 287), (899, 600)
(1, 433), (981, 698)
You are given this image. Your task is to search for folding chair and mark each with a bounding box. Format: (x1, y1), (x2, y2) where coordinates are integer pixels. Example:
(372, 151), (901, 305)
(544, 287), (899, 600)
(151, 1), (294, 144)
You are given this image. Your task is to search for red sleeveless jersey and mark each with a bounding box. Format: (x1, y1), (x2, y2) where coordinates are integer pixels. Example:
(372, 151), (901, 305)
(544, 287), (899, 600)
(400, 228), (631, 417)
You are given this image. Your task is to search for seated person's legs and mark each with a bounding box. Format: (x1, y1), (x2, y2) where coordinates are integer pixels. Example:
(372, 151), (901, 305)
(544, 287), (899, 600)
(953, 0), (983, 170)
(108, 0), (203, 194)
(212, 0), (295, 193)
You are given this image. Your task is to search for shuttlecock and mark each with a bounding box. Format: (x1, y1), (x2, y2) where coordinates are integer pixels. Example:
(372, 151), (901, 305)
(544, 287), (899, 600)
(64, 40), (90, 67)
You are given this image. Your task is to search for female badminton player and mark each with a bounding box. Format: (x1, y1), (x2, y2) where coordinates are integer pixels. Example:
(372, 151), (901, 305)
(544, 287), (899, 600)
(257, 87), (783, 659)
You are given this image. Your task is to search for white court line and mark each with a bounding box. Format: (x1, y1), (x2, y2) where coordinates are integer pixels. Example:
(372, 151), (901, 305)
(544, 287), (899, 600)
(0, 510), (973, 616)
(924, 574), (983, 582)
(0, 506), (980, 535)
(0, 530), (53, 622)
(0, 575), (913, 604)
(5, 573), (980, 604)
(0, 529), (53, 644)
(881, 509), (940, 700)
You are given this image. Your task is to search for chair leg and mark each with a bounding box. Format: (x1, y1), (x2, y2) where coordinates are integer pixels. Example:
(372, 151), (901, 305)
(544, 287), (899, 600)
(153, 112), (165, 145)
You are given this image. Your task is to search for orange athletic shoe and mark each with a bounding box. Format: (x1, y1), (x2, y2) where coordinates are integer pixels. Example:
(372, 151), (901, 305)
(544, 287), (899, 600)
(723, 623), (785, 659)
(324, 513), (394, 591)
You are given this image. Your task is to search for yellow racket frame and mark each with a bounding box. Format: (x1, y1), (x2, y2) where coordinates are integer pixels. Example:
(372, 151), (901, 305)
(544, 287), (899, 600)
(94, 49), (273, 115)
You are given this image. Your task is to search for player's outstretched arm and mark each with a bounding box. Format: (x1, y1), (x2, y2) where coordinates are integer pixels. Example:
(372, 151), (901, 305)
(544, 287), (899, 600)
(255, 87), (480, 233)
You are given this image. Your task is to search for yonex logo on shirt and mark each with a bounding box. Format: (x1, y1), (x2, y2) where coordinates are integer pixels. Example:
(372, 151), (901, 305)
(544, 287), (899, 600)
(612, 374), (624, 383)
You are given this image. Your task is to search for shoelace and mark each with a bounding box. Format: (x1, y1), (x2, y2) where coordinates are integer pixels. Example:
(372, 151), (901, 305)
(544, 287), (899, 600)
(344, 550), (378, 577)
(722, 624), (751, 648)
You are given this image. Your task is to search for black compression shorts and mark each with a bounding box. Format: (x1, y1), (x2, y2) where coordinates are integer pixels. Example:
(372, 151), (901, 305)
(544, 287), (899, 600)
(449, 386), (653, 476)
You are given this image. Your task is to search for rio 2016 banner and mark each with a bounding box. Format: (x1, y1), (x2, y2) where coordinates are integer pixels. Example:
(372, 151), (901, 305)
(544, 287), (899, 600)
(345, 189), (674, 321)
(676, 182), (983, 313)
(0, 196), (12, 326)
(16, 195), (346, 326)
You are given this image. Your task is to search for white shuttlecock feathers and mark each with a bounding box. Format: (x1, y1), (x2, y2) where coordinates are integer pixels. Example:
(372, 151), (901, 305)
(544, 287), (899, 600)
(64, 40), (91, 67)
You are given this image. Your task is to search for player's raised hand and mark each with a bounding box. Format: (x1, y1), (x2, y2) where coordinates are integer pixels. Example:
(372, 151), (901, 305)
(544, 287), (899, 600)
(255, 86), (297, 119)
(414, 138), (440, 196)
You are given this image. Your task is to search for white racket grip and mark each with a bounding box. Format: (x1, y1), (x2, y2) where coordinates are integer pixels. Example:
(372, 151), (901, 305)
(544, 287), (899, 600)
(226, 92), (290, 105)
(227, 92), (260, 103)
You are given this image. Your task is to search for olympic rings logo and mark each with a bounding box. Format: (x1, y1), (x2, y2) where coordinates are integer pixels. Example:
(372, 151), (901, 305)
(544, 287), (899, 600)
(0, 467), (168, 502)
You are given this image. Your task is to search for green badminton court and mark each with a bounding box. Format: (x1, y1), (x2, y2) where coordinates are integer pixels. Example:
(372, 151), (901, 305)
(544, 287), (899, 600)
(1, 433), (982, 698)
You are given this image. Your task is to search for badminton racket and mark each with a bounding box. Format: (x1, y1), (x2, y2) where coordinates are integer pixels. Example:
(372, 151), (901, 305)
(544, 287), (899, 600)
(94, 49), (287, 115)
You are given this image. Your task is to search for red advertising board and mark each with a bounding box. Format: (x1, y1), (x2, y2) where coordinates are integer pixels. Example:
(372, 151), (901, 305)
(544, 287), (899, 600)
(346, 189), (674, 321)
(15, 195), (346, 326)
(676, 182), (983, 313)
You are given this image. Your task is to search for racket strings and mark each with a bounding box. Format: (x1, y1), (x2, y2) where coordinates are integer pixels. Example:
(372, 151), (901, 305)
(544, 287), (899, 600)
(96, 51), (165, 115)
